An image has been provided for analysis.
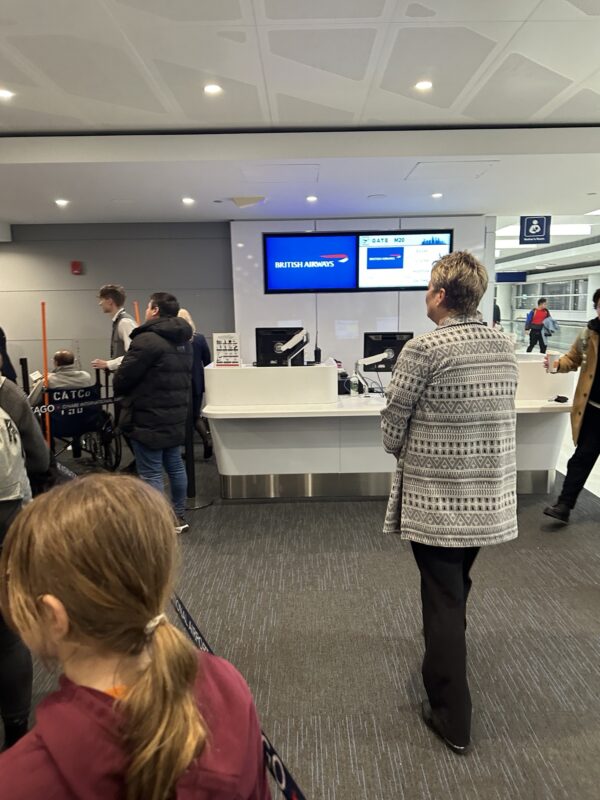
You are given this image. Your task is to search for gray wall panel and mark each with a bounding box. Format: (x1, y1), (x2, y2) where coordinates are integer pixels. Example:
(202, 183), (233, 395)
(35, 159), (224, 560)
(0, 223), (233, 379)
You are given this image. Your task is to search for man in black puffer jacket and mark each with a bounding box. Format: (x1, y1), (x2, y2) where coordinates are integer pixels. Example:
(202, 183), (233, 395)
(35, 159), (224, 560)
(113, 292), (193, 532)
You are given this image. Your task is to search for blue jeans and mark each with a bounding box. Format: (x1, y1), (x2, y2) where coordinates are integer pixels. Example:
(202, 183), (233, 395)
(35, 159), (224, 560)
(131, 441), (187, 517)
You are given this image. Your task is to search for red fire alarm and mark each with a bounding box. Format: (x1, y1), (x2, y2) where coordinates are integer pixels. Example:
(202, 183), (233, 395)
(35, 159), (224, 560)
(71, 260), (83, 275)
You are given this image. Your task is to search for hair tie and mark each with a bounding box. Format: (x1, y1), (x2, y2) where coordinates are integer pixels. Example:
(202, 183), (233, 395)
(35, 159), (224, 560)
(144, 613), (166, 637)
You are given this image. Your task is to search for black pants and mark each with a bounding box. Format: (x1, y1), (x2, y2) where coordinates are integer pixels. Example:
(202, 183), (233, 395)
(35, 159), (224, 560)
(558, 404), (600, 508)
(526, 329), (546, 353)
(0, 500), (33, 739)
(411, 541), (480, 747)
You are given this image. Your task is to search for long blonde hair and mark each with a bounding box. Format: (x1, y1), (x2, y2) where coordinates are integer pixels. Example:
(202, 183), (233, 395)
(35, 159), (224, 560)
(178, 308), (196, 334)
(0, 474), (207, 800)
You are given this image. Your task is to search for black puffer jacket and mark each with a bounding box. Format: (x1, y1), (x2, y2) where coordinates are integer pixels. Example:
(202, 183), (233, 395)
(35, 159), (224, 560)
(113, 316), (193, 449)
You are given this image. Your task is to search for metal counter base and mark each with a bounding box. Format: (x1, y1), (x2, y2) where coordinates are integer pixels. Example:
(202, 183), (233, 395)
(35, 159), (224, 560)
(220, 470), (556, 500)
(516, 469), (556, 495)
(220, 472), (394, 499)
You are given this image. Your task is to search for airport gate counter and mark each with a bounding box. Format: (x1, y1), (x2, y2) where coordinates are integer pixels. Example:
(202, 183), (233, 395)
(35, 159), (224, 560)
(203, 355), (577, 500)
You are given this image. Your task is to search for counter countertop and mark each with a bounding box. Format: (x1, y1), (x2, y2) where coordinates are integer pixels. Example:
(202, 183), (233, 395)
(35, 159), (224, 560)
(203, 394), (573, 419)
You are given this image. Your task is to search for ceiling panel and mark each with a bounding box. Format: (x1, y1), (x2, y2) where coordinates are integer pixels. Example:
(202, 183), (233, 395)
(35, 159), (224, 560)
(464, 54), (572, 121)
(268, 28), (377, 81)
(154, 60), (265, 124)
(115, 0), (244, 23)
(380, 26), (497, 108)
(276, 94), (355, 125)
(263, 0), (387, 20)
(391, 1), (540, 22)
(545, 87), (600, 122)
(8, 34), (164, 112)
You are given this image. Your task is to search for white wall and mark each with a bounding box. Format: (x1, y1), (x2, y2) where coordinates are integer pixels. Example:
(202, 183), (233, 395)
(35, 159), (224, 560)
(231, 216), (494, 376)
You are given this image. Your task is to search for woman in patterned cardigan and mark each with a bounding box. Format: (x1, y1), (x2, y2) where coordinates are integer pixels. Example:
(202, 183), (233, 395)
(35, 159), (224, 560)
(381, 251), (518, 754)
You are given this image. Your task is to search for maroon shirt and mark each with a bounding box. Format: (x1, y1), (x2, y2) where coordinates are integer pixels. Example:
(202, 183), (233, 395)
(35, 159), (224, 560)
(0, 652), (272, 800)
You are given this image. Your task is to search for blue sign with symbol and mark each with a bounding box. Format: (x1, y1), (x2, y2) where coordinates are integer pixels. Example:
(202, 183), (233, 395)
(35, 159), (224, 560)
(519, 216), (551, 244)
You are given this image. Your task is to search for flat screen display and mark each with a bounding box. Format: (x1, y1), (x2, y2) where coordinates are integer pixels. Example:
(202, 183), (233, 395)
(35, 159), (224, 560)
(357, 231), (453, 290)
(262, 229), (453, 293)
(264, 233), (357, 293)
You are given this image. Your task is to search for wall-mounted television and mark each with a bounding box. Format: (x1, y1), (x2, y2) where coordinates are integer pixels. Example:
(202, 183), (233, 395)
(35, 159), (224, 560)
(263, 229), (453, 294)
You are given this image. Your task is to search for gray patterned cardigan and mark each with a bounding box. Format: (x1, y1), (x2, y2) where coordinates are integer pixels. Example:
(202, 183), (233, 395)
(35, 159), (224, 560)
(381, 315), (519, 547)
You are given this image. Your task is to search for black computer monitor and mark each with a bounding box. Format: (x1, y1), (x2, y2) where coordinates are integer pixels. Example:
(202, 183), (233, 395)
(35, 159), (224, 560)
(362, 331), (413, 372)
(255, 327), (305, 367)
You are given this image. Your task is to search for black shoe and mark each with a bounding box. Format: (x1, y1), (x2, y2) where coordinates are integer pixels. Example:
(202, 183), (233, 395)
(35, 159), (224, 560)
(175, 516), (190, 534)
(543, 502), (570, 523)
(421, 700), (469, 754)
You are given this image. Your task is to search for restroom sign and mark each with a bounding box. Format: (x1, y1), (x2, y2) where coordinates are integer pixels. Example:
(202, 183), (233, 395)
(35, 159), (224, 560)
(519, 216), (551, 244)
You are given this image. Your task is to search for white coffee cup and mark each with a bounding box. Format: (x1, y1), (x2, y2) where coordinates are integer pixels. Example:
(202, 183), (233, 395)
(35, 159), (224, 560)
(545, 352), (559, 373)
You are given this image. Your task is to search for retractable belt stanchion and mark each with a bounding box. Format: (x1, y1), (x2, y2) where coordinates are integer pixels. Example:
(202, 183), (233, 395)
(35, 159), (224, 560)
(184, 391), (213, 511)
(19, 358), (30, 394)
(40, 301), (51, 446)
(172, 593), (306, 800)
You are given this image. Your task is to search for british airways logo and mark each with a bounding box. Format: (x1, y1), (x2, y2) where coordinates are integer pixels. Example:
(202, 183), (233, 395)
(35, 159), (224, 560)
(274, 253), (349, 269)
(320, 252), (349, 263)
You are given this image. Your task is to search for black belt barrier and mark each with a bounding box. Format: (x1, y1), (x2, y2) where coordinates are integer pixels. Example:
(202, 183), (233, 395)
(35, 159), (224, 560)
(171, 593), (307, 800)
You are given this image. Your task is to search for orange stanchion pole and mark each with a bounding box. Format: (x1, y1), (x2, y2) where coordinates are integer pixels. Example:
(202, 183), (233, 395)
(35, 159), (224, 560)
(40, 301), (51, 446)
(132, 300), (141, 325)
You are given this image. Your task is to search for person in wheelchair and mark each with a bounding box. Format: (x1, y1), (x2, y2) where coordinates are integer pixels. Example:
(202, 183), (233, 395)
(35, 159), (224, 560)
(29, 350), (92, 408)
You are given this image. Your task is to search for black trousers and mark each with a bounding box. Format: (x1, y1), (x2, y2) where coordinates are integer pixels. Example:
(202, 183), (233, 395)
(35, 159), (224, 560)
(0, 501), (33, 732)
(526, 329), (546, 353)
(559, 404), (600, 508)
(411, 541), (480, 747)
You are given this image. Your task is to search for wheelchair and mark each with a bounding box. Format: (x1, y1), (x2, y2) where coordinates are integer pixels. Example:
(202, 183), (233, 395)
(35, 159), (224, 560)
(47, 382), (122, 472)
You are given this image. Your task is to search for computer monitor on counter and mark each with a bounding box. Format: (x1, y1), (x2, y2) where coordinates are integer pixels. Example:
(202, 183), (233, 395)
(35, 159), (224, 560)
(362, 332), (413, 372)
(255, 327), (305, 367)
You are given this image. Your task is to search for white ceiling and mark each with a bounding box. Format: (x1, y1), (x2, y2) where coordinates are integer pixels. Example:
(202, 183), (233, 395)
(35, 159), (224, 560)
(0, 0), (600, 274)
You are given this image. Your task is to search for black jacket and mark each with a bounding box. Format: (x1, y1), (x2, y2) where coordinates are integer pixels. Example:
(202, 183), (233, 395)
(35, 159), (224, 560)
(113, 316), (193, 449)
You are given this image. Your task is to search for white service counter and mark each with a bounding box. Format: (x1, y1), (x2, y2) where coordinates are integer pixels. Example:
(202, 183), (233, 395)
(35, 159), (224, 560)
(203, 359), (576, 499)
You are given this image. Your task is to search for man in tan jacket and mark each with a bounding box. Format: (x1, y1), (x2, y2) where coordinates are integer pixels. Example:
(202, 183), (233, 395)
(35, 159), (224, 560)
(544, 287), (600, 523)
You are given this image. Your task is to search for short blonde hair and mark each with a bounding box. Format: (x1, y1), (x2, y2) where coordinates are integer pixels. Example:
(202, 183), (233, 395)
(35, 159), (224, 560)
(178, 308), (195, 333)
(431, 251), (488, 316)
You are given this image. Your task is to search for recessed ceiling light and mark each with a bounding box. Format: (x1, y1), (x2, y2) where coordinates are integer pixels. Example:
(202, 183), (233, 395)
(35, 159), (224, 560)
(0, 88), (15, 100)
(246, 254), (253, 259)
(306, 195), (318, 203)
(415, 80), (433, 91)
(55, 198), (70, 207)
(431, 192), (443, 199)
(204, 84), (223, 95)
(236, 242), (245, 248)
(182, 197), (195, 205)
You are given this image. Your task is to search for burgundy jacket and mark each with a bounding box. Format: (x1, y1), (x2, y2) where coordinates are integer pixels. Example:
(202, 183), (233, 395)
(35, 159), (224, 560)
(0, 653), (272, 800)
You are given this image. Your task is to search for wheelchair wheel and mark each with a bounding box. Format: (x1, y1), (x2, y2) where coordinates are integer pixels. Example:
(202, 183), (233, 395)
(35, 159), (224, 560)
(100, 416), (122, 472)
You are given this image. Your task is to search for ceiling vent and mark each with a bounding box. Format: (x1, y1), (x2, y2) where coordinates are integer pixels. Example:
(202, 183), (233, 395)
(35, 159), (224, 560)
(230, 196), (266, 208)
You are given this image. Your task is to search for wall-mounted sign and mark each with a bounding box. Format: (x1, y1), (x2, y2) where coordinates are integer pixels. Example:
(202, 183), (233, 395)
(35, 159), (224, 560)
(519, 216), (551, 244)
(213, 332), (241, 367)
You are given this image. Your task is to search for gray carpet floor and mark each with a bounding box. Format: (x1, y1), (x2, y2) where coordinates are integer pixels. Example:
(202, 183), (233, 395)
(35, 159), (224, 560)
(26, 451), (600, 799)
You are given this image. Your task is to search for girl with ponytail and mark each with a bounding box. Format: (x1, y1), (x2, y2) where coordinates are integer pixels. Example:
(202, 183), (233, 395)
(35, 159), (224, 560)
(0, 473), (271, 800)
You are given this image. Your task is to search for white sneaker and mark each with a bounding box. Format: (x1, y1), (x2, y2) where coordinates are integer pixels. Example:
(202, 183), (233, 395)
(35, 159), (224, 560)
(175, 516), (190, 534)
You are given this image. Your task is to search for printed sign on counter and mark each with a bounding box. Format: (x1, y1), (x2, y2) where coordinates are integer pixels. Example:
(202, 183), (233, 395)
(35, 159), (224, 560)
(213, 332), (241, 367)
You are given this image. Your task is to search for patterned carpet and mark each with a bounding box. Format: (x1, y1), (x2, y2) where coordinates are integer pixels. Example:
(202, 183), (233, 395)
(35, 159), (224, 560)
(26, 453), (600, 799)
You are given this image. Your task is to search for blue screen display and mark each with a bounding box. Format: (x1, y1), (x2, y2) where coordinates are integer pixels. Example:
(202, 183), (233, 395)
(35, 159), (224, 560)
(264, 234), (357, 292)
(365, 246), (404, 269)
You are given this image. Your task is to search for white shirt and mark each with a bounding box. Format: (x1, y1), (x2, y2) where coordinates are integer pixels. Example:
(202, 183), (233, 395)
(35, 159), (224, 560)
(107, 311), (137, 371)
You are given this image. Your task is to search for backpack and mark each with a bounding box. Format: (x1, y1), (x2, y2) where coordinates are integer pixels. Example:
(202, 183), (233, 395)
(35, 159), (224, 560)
(0, 386), (25, 502)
